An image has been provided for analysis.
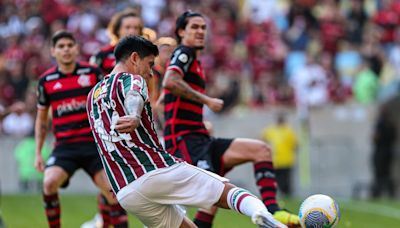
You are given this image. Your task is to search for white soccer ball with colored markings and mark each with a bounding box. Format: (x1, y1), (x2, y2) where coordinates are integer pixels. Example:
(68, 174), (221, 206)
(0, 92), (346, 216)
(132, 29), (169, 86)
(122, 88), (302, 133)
(298, 194), (340, 228)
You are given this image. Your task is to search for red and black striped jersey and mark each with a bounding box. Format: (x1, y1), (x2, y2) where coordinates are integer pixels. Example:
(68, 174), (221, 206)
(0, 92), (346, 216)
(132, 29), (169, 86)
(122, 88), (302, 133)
(37, 62), (102, 145)
(90, 44), (116, 75)
(163, 45), (209, 151)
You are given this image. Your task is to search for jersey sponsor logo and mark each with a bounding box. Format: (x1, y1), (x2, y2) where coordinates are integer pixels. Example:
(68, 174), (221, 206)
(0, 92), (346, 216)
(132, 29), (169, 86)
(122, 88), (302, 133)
(178, 53), (188, 63)
(53, 82), (63, 90)
(93, 86), (102, 100)
(46, 73), (60, 81)
(93, 84), (108, 103)
(78, 74), (91, 87)
(99, 99), (116, 112)
(56, 98), (87, 116)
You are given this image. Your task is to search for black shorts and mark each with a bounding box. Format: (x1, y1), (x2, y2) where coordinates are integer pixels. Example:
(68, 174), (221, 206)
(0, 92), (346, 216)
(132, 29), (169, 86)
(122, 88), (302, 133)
(46, 142), (103, 188)
(172, 134), (233, 176)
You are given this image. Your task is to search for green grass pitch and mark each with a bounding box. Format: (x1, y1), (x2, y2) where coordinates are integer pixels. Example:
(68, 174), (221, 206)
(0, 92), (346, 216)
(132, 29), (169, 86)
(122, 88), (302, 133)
(1, 194), (400, 227)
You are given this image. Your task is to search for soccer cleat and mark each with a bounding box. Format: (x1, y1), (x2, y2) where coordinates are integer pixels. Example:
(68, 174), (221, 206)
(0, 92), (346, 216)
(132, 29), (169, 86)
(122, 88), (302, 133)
(252, 210), (288, 228)
(272, 210), (300, 228)
(80, 213), (103, 228)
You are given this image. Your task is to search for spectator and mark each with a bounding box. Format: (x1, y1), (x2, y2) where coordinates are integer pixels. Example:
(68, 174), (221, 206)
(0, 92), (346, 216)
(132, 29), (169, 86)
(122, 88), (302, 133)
(345, 0), (368, 44)
(261, 112), (298, 196)
(290, 50), (329, 108)
(2, 101), (33, 137)
(353, 57), (379, 104)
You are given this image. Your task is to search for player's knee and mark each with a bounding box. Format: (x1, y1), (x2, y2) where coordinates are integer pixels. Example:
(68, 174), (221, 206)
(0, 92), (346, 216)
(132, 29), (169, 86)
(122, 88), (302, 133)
(43, 178), (60, 194)
(253, 141), (272, 162)
(215, 183), (236, 209)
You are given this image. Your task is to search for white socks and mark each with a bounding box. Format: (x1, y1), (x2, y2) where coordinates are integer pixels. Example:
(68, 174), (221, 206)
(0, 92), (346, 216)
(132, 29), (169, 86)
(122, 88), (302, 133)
(226, 187), (267, 218)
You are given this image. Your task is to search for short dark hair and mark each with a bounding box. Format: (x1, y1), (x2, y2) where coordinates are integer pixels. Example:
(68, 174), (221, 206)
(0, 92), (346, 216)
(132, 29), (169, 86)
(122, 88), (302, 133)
(51, 30), (76, 47)
(175, 10), (204, 43)
(114, 35), (159, 62)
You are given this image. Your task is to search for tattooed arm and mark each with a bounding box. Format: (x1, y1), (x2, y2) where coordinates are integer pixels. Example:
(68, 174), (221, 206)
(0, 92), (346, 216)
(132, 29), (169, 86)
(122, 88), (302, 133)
(163, 70), (224, 112)
(34, 107), (49, 172)
(115, 90), (144, 133)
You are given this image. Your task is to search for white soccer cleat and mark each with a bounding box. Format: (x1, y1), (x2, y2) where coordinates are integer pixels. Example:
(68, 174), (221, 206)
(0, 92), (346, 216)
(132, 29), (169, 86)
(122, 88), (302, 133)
(80, 213), (103, 228)
(252, 210), (288, 228)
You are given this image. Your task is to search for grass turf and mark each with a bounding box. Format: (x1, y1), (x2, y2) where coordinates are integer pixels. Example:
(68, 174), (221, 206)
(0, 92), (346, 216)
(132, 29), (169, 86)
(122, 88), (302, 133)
(1, 194), (400, 227)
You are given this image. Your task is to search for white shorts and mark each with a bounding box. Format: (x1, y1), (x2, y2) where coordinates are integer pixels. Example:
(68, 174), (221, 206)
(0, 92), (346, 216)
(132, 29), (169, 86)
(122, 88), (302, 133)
(116, 162), (228, 228)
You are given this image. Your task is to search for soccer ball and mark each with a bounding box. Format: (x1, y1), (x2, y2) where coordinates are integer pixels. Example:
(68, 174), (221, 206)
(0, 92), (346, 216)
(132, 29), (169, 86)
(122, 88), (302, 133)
(298, 194), (340, 228)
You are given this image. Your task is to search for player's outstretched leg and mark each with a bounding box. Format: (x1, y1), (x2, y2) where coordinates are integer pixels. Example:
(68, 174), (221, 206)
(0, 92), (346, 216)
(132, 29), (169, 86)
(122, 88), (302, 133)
(223, 138), (300, 227)
(216, 184), (287, 228)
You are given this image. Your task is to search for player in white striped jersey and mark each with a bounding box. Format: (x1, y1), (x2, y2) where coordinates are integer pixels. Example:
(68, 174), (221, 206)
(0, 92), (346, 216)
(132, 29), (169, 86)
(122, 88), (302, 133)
(87, 35), (286, 228)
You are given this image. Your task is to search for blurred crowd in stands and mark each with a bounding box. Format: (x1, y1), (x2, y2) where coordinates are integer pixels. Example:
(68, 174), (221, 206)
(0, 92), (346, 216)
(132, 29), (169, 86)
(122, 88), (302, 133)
(2, 0), (400, 137)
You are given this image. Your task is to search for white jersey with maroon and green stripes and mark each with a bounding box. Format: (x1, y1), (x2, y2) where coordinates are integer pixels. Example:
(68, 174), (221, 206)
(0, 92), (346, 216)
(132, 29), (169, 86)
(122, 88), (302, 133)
(87, 72), (181, 194)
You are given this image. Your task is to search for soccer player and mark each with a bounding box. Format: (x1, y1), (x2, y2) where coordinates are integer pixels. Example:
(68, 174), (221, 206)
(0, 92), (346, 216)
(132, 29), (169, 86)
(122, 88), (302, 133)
(90, 8), (143, 75)
(34, 31), (127, 228)
(86, 35), (287, 228)
(89, 9), (143, 226)
(162, 11), (300, 227)
(151, 37), (177, 106)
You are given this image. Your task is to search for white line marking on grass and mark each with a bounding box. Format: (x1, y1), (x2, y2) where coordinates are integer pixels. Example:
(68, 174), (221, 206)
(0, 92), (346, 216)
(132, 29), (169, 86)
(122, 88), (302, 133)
(343, 201), (400, 220)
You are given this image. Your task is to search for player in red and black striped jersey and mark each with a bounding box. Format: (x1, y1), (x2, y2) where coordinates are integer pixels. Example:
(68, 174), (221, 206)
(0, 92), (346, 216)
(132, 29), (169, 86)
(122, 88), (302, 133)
(34, 31), (128, 228)
(90, 9), (143, 75)
(162, 11), (300, 227)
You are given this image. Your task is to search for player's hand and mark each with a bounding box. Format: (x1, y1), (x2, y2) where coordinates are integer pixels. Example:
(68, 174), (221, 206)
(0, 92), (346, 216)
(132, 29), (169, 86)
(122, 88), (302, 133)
(35, 154), (45, 172)
(206, 98), (224, 112)
(115, 115), (140, 133)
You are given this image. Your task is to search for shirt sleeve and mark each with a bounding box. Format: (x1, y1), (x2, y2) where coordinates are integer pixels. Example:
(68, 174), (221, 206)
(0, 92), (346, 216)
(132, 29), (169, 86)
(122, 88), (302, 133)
(120, 73), (149, 103)
(167, 46), (195, 76)
(37, 78), (50, 108)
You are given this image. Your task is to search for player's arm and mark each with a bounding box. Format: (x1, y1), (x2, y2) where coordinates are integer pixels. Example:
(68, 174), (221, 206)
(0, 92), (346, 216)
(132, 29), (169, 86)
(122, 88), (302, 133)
(34, 107), (49, 172)
(115, 90), (144, 133)
(163, 70), (223, 112)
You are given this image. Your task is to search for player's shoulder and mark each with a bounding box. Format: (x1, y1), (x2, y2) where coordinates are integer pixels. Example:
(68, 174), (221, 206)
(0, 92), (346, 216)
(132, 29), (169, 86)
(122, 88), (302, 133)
(117, 73), (146, 87)
(99, 44), (115, 54)
(170, 45), (196, 68)
(39, 66), (59, 82)
(118, 72), (144, 81)
(91, 44), (114, 61)
(173, 45), (196, 57)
